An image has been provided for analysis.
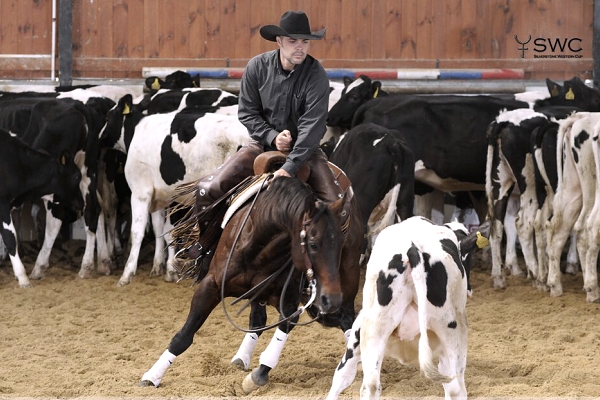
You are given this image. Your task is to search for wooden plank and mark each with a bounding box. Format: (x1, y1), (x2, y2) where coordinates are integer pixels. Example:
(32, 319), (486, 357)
(220, 0), (236, 63)
(31, 0), (50, 55)
(384, 0), (402, 59)
(339, 0), (357, 60)
(157, 1), (175, 59)
(415, 0), (433, 59)
(323, 0), (342, 61)
(489, 0), (509, 60)
(354, 0), (371, 59)
(204, 0), (220, 59)
(444, 0), (462, 60)
(475, 0), (491, 58)
(234, 0), (251, 60)
(400, 0), (417, 59)
(113, 1), (129, 58)
(17, 0), (33, 55)
(188, 0), (207, 59)
(172, 0), (190, 60)
(144, 0), (160, 58)
(0, 0), (19, 54)
(459, 0), (477, 58)
(128, 0), (145, 59)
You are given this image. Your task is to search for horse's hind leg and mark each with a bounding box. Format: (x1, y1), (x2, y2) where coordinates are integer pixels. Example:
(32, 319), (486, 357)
(140, 275), (220, 387)
(231, 302), (267, 370)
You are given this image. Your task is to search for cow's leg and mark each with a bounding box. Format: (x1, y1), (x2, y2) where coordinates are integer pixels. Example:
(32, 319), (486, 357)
(95, 210), (114, 275)
(149, 209), (166, 276)
(140, 274), (221, 387)
(326, 315), (362, 400)
(231, 302), (267, 370)
(438, 314), (468, 400)
(29, 205), (62, 280)
(533, 207), (550, 291)
(118, 195), (151, 286)
(514, 195), (538, 281)
(162, 217), (179, 282)
(581, 213), (600, 303)
(504, 194), (523, 278)
(547, 194), (581, 298)
(1, 209), (31, 288)
(77, 226), (97, 278)
(565, 231), (579, 275)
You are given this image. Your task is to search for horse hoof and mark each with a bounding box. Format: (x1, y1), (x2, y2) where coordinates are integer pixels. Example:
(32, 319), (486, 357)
(138, 380), (156, 387)
(241, 371), (267, 394)
(231, 357), (248, 371)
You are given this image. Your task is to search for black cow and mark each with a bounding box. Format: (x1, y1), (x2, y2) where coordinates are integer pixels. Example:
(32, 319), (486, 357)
(144, 70), (201, 91)
(329, 123), (415, 257)
(0, 129), (83, 287)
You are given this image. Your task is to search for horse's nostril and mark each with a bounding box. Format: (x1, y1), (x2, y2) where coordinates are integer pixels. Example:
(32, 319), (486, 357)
(320, 294), (342, 314)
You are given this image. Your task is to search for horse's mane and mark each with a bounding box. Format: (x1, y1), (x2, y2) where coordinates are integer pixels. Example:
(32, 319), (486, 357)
(256, 177), (322, 229)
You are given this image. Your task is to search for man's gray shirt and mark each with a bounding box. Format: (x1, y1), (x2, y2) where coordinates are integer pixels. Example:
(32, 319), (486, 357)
(238, 49), (330, 176)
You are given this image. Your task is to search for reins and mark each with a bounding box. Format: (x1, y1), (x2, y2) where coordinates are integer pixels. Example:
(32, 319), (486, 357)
(220, 175), (320, 334)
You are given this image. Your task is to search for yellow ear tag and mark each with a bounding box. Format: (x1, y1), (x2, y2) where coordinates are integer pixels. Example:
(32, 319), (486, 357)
(373, 87), (379, 98)
(123, 103), (131, 115)
(565, 87), (575, 100)
(476, 231), (489, 249)
(151, 78), (161, 90)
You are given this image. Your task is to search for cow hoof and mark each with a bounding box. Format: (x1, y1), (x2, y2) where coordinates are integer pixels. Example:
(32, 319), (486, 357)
(138, 380), (156, 387)
(78, 267), (94, 279)
(492, 276), (506, 290)
(19, 282), (33, 289)
(549, 285), (563, 297)
(117, 277), (131, 287)
(565, 263), (579, 275)
(98, 259), (115, 275)
(150, 266), (165, 277)
(164, 270), (178, 283)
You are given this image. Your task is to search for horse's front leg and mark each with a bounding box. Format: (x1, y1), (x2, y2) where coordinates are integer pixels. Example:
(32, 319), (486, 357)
(140, 275), (221, 387)
(231, 301), (267, 370)
(241, 301), (299, 394)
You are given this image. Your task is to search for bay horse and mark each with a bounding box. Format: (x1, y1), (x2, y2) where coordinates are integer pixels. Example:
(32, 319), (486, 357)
(139, 171), (364, 392)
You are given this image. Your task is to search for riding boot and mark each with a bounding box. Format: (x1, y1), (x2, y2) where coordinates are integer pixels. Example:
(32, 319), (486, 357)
(306, 148), (344, 203)
(187, 141), (263, 262)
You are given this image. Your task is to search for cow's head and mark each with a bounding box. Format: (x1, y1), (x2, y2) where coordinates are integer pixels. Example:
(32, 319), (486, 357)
(536, 77), (600, 111)
(99, 94), (143, 153)
(445, 220), (491, 297)
(326, 75), (386, 130)
(47, 150), (85, 221)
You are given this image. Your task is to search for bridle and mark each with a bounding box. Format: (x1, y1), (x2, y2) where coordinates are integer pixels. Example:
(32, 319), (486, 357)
(220, 175), (320, 334)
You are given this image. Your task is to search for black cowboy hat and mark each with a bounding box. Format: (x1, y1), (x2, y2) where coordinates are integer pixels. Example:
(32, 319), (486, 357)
(260, 10), (326, 42)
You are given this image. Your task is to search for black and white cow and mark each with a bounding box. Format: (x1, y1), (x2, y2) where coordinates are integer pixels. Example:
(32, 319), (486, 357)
(0, 92), (114, 280)
(0, 129), (83, 287)
(546, 112), (600, 303)
(326, 216), (489, 400)
(99, 94), (250, 286)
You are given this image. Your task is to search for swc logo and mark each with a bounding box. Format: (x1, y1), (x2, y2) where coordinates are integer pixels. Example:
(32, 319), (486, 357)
(515, 35), (583, 58)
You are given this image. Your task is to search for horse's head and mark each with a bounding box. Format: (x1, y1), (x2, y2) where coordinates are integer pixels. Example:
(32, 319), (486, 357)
(292, 201), (344, 315)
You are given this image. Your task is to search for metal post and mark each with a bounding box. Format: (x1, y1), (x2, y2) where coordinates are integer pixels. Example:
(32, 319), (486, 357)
(58, 0), (73, 87)
(594, 0), (600, 88)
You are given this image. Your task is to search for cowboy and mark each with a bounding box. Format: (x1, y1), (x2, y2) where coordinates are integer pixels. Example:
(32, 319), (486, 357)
(191, 10), (343, 234)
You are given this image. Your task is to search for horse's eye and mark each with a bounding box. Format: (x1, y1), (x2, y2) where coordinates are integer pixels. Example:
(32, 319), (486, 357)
(309, 243), (318, 251)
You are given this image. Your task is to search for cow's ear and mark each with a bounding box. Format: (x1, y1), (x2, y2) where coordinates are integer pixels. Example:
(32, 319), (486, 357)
(192, 74), (200, 88)
(343, 76), (353, 87)
(546, 78), (563, 98)
(459, 221), (490, 255)
(372, 81), (382, 99)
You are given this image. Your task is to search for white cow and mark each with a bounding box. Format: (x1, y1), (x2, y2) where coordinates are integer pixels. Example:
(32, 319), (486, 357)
(98, 94), (250, 286)
(547, 112), (600, 302)
(327, 216), (488, 400)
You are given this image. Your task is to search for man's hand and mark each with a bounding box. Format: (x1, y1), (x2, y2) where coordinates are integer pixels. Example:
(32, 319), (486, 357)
(274, 129), (292, 152)
(272, 168), (291, 179)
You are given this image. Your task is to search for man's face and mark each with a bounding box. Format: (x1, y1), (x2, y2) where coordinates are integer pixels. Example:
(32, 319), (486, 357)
(277, 36), (311, 70)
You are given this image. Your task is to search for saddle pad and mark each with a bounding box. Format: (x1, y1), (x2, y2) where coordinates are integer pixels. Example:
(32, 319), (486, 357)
(221, 173), (270, 229)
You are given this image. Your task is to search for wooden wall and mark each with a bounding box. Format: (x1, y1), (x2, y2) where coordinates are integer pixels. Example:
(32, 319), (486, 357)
(0, 0), (594, 81)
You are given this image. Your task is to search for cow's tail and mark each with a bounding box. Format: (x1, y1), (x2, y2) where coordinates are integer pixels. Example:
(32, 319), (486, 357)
(412, 251), (454, 383)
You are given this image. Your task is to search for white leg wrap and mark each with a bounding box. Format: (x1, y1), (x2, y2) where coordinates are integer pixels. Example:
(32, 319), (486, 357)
(141, 349), (176, 387)
(258, 328), (288, 369)
(231, 332), (259, 370)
